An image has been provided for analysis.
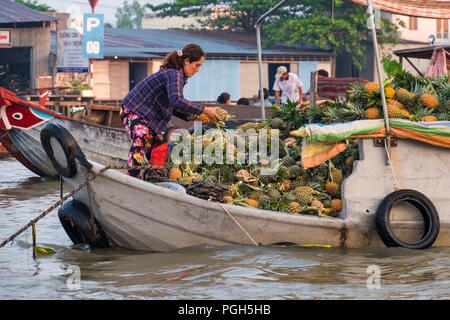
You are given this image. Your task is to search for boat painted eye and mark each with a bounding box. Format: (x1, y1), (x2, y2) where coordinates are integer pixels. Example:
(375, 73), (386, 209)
(12, 112), (23, 120)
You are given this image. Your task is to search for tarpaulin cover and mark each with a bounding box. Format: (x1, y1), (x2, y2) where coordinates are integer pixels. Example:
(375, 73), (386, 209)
(291, 119), (450, 169)
(348, 0), (450, 19)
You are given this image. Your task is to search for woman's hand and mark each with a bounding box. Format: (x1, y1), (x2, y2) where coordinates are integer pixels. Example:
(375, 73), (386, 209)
(203, 107), (221, 121)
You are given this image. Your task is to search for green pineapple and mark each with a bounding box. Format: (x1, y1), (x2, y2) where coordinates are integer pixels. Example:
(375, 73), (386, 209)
(288, 165), (303, 178)
(258, 195), (271, 209)
(249, 190), (265, 201)
(270, 117), (283, 129)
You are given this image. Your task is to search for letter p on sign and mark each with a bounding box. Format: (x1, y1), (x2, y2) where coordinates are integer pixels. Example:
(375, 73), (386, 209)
(86, 17), (100, 32)
(83, 13), (104, 58)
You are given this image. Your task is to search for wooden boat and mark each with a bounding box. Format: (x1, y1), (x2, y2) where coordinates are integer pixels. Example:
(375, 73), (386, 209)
(40, 122), (449, 252)
(0, 87), (130, 177)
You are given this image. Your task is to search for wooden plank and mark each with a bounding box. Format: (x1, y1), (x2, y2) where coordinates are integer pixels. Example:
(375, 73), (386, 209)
(89, 104), (121, 111)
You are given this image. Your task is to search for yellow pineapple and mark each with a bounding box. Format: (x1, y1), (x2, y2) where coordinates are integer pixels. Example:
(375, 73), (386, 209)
(364, 82), (379, 94)
(401, 109), (412, 119)
(287, 202), (301, 214)
(245, 198), (259, 208)
(223, 196), (234, 204)
(395, 88), (416, 105)
(169, 167), (182, 181)
(421, 115), (437, 122)
(325, 181), (339, 196)
(387, 103), (403, 118)
(331, 169), (344, 185)
(331, 199), (343, 212)
(365, 107), (380, 119)
(420, 94), (439, 109)
(387, 99), (405, 109)
(198, 113), (211, 124)
(384, 87), (395, 99)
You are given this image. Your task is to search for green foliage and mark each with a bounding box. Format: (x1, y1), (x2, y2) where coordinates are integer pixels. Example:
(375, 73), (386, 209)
(146, 0), (298, 32)
(263, 0), (401, 70)
(14, 0), (55, 12)
(116, 0), (145, 28)
(382, 59), (403, 78)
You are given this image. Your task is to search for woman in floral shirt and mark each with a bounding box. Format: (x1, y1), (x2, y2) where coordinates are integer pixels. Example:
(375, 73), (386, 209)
(120, 43), (220, 177)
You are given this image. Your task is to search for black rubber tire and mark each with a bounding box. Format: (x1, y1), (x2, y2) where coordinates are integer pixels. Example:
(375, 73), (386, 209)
(40, 123), (80, 178)
(375, 189), (440, 249)
(58, 199), (110, 248)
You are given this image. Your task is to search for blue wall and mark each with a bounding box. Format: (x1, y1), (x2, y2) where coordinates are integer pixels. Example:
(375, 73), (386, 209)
(184, 60), (241, 102)
(298, 61), (318, 94)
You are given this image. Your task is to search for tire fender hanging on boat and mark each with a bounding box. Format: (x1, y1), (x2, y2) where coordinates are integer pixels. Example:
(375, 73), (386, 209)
(375, 189), (440, 249)
(58, 199), (110, 248)
(40, 123), (92, 178)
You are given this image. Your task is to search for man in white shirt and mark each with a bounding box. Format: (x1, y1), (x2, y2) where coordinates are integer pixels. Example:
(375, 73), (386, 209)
(273, 66), (303, 105)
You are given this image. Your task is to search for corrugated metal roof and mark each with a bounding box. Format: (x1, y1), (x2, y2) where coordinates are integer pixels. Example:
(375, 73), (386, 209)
(0, 0), (58, 24)
(394, 43), (450, 59)
(104, 28), (332, 57)
(51, 28), (332, 60)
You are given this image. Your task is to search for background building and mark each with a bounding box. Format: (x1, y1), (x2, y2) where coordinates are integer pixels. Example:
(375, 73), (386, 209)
(0, 0), (57, 91)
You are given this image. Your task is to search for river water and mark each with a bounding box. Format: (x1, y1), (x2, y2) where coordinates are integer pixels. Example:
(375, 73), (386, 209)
(1, 157), (449, 300)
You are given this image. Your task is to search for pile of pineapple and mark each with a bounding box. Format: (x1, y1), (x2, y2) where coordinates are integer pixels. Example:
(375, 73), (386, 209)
(166, 116), (359, 218)
(344, 72), (449, 123)
(164, 70), (448, 217)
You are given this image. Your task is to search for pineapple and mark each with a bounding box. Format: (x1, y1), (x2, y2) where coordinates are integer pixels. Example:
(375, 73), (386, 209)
(288, 165), (303, 178)
(279, 179), (292, 192)
(169, 167), (182, 181)
(325, 181), (339, 196)
(249, 191), (264, 201)
(216, 108), (229, 121)
(331, 169), (344, 185)
(287, 202), (301, 214)
(282, 155), (296, 167)
(387, 103), (403, 118)
(395, 88), (416, 106)
(420, 94), (439, 109)
(292, 187), (313, 206)
(245, 198), (259, 208)
(291, 177), (306, 190)
(346, 82), (366, 102)
(198, 113), (211, 125)
(421, 115), (437, 122)
(364, 82), (379, 94)
(401, 109), (412, 119)
(365, 107), (380, 119)
(268, 188), (281, 201)
(387, 99), (404, 109)
(331, 199), (343, 212)
(293, 186), (314, 195)
(270, 117), (283, 129)
(384, 87), (395, 99)
(258, 195), (271, 209)
(223, 196), (234, 204)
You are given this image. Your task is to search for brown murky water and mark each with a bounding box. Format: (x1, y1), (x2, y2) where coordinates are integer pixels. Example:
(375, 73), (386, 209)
(1, 158), (449, 300)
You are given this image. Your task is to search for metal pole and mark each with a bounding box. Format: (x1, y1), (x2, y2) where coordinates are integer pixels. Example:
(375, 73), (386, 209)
(366, 0), (391, 165)
(256, 0), (288, 120)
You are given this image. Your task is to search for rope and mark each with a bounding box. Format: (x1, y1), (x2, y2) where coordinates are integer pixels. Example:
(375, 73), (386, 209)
(217, 202), (259, 246)
(0, 164), (151, 249)
(384, 140), (400, 191)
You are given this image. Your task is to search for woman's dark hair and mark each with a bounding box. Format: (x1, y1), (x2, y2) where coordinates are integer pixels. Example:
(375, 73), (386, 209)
(237, 98), (249, 105)
(217, 92), (231, 104)
(160, 43), (205, 70)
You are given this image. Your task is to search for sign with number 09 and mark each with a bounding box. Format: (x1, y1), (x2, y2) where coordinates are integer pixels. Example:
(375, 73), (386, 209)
(83, 13), (104, 58)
